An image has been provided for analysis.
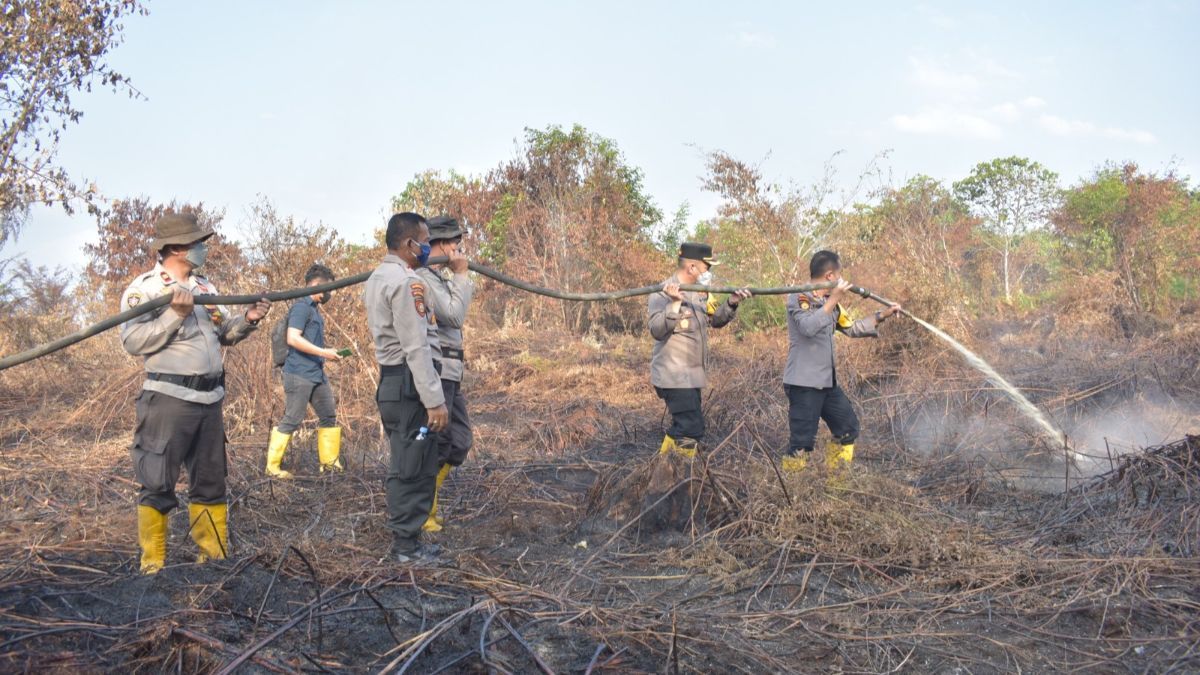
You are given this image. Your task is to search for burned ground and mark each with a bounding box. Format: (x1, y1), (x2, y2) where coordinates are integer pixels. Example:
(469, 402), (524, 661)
(1, 323), (1198, 673)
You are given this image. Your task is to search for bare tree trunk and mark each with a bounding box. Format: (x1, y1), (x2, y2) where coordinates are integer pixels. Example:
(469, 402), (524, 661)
(1002, 239), (1012, 304)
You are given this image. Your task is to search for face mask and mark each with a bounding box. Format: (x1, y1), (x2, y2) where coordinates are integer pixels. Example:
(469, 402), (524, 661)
(698, 270), (714, 286)
(410, 240), (432, 267)
(318, 291), (332, 304)
(185, 241), (209, 268)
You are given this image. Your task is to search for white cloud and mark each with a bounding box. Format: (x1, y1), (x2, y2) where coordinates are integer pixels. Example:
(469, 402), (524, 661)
(731, 30), (777, 49)
(989, 95), (1048, 122)
(1038, 114), (1157, 144)
(891, 108), (1003, 140)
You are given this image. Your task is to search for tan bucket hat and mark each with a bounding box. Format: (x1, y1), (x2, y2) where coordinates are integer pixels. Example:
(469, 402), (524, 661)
(150, 213), (213, 251)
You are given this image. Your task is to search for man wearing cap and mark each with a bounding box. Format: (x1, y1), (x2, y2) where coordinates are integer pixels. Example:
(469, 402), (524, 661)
(365, 212), (449, 563)
(414, 216), (474, 533)
(781, 250), (901, 473)
(119, 213), (271, 574)
(647, 243), (752, 457)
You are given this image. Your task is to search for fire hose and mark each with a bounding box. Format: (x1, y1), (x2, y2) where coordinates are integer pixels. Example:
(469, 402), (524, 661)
(0, 256), (899, 372)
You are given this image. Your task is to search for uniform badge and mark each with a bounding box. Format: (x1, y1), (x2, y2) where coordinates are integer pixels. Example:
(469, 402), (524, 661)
(411, 282), (427, 318)
(126, 292), (143, 308)
(159, 271), (175, 286)
(799, 300), (810, 310)
(680, 318), (690, 329)
(206, 306), (224, 326)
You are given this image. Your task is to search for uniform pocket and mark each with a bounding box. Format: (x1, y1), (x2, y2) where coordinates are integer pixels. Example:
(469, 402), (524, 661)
(132, 431), (171, 492)
(396, 432), (436, 481)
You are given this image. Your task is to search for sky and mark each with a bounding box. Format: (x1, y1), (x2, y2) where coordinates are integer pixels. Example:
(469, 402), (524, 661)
(7, 0), (1199, 271)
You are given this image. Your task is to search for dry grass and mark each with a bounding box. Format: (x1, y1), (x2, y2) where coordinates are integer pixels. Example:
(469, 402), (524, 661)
(1, 319), (1198, 672)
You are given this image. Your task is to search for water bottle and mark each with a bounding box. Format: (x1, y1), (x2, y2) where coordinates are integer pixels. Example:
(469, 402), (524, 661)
(415, 426), (429, 441)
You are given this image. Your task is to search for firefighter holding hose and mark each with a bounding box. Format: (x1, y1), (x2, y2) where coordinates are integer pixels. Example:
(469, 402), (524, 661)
(648, 242), (752, 458)
(119, 213), (271, 574)
(781, 250), (901, 473)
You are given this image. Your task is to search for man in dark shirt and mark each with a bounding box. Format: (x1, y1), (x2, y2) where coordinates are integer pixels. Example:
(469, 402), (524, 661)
(266, 264), (345, 478)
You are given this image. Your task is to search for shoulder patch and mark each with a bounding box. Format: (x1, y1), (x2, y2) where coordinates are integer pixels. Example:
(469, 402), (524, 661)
(126, 292), (143, 308)
(411, 281), (427, 318)
(798, 294), (810, 311)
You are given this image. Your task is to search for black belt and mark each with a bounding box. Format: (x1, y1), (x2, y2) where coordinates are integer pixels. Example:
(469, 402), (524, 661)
(379, 364), (410, 377)
(441, 347), (464, 361)
(381, 361), (441, 377)
(147, 372), (225, 392)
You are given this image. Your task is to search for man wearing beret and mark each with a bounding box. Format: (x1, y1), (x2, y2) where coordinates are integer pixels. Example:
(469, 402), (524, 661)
(119, 213), (271, 574)
(414, 216), (474, 533)
(647, 243), (752, 457)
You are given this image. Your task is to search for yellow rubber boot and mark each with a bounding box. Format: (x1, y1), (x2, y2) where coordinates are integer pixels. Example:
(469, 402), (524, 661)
(825, 442), (854, 471)
(658, 435), (676, 456)
(317, 426), (344, 473)
(137, 504), (168, 574)
(189, 503), (229, 563)
(674, 437), (698, 459)
(266, 428), (293, 478)
(423, 463), (451, 532)
(781, 452), (808, 473)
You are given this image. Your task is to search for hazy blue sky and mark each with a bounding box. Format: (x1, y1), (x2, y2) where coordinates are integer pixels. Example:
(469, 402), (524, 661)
(8, 0), (1198, 270)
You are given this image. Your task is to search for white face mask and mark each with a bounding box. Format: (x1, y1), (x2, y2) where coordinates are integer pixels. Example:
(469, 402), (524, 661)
(697, 270), (714, 286)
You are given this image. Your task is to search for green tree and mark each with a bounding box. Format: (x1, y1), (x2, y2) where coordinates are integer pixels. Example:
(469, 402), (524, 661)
(0, 0), (146, 243)
(1053, 163), (1200, 313)
(953, 157), (1060, 304)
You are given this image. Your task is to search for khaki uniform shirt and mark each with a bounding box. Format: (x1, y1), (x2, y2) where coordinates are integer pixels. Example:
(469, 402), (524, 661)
(119, 263), (258, 404)
(647, 274), (738, 389)
(784, 291), (877, 389)
(415, 266), (474, 383)
(364, 254), (446, 409)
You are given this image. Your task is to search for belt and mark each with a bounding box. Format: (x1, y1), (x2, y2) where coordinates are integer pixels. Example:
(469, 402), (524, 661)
(147, 372), (225, 392)
(379, 364), (410, 377)
(381, 361), (442, 376)
(441, 347), (464, 361)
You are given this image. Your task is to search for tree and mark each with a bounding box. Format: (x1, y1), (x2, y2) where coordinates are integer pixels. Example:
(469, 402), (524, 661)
(83, 197), (237, 309)
(392, 124), (665, 333)
(953, 157), (1059, 303)
(0, 0), (145, 244)
(1053, 163), (1200, 314)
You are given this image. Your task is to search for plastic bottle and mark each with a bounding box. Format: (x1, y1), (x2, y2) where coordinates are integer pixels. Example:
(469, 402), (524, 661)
(415, 426), (429, 441)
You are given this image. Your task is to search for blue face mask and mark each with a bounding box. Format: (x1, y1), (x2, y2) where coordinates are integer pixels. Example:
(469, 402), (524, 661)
(411, 240), (432, 267)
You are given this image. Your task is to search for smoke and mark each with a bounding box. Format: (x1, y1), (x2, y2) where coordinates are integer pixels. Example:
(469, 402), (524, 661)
(1065, 395), (1200, 478)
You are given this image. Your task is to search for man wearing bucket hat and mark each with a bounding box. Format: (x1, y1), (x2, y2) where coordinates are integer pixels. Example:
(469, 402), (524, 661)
(119, 213), (271, 574)
(647, 242), (752, 457)
(414, 216), (474, 533)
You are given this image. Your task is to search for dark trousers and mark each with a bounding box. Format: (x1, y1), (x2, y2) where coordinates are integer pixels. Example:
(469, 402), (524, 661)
(377, 366), (441, 552)
(438, 379), (473, 466)
(131, 390), (227, 513)
(655, 387), (705, 440)
(278, 372), (337, 433)
(785, 384), (860, 453)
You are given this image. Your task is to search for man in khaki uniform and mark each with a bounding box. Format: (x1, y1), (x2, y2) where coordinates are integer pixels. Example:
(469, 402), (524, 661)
(365, 212), (449, 563)
(414, 216), (474, 533)
(120, 213), (271, 573)
(782, 250), (900, 472)
(647, 242), (751, 457)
